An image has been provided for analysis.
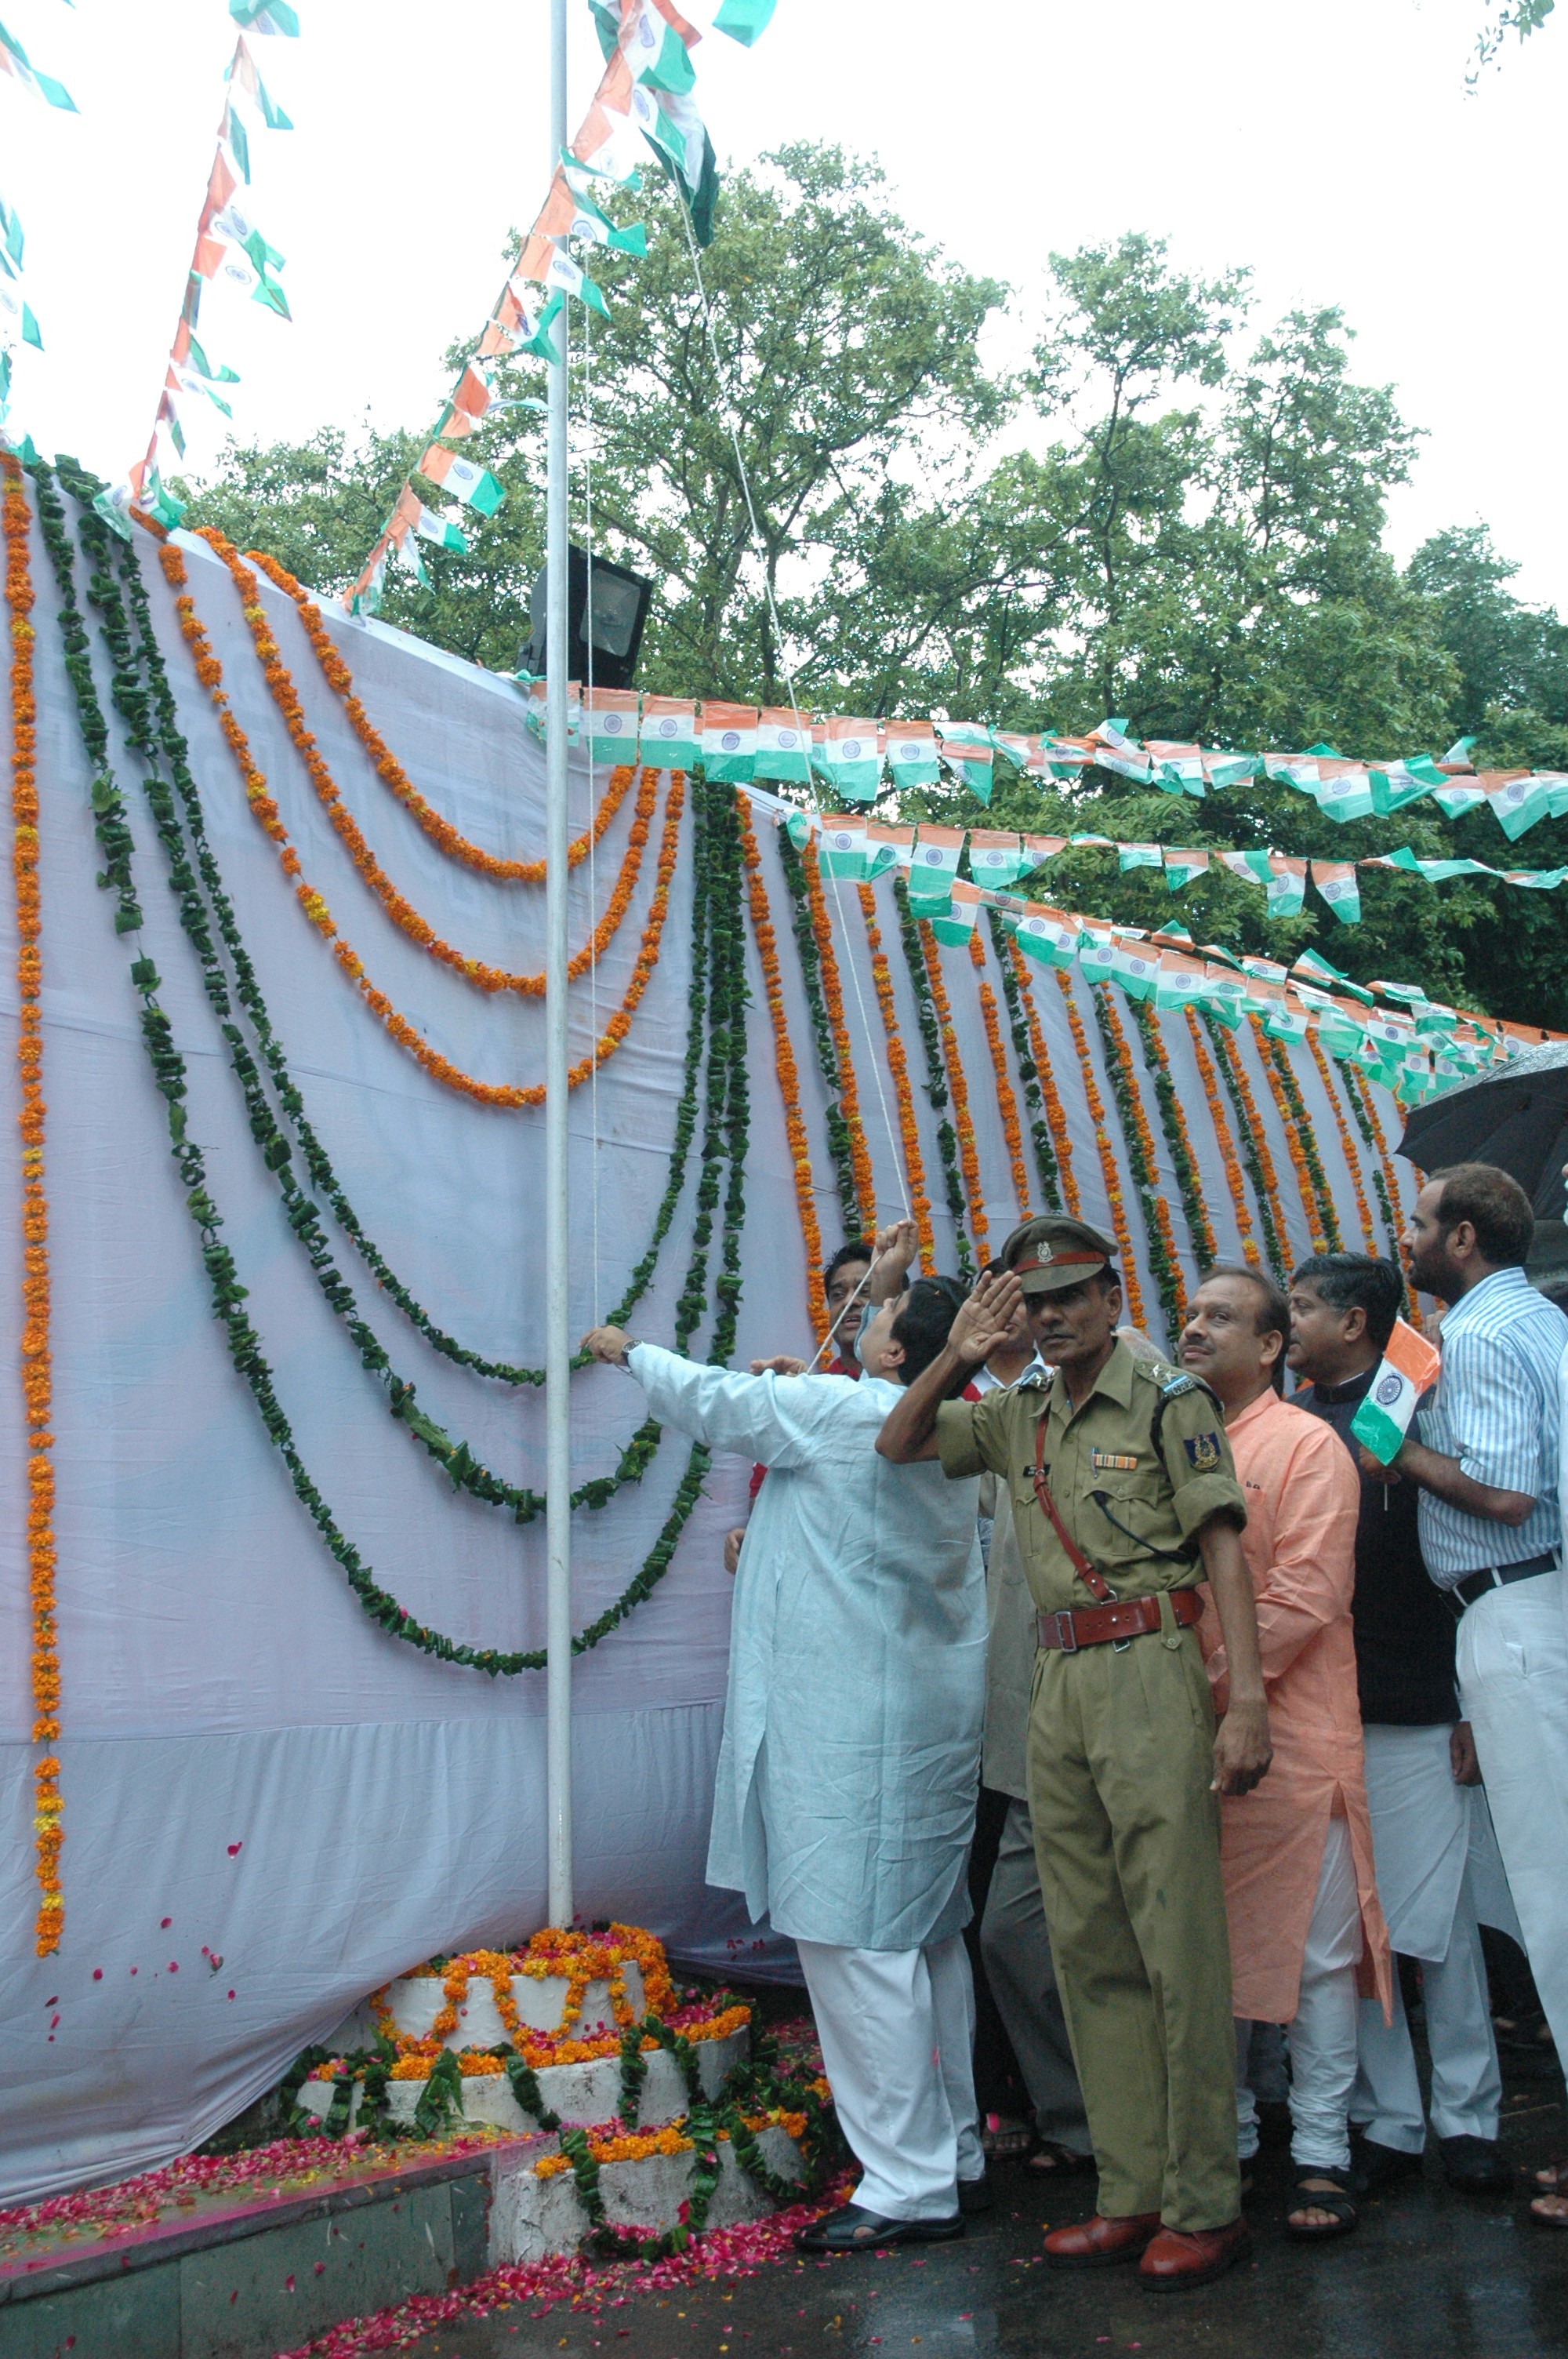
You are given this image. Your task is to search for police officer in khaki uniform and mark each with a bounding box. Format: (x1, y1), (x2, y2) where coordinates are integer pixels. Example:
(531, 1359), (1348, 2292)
(878, 1217), (1272, 2291)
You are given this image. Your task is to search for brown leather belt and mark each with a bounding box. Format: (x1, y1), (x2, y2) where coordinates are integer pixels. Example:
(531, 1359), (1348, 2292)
(1036, 1588), (1203, 1654)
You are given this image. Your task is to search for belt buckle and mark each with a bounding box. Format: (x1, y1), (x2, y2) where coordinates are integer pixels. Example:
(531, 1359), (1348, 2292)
(1054, 1609), (1078, 1656)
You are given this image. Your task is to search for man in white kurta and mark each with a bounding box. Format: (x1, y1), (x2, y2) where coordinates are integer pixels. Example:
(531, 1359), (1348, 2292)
(583, 1281), (987, 2248)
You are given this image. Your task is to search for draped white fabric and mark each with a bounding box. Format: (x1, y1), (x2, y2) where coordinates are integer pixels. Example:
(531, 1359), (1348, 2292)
(0, 502), (1420, 2201)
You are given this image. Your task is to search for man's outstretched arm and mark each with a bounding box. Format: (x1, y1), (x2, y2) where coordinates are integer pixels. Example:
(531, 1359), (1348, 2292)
(876, 1270), (1022, 1463)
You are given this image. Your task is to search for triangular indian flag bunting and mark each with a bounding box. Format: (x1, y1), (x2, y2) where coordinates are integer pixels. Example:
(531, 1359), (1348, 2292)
(419, 445), (506, 516)
(1014, 907), (1077, 969)
(640, 695), (700, 771)
(1486, 773), (1552, 840)
(1348, 1321), (1433, 1462)
(928, 878), (981, 946)
(228, 36), (294, 128)
(624, 0), (699, 94)
(702, 700), (758, 783)
(885, 721), (940, 788)
(542, 247), (610, 315)
(753, 708), (811, 783)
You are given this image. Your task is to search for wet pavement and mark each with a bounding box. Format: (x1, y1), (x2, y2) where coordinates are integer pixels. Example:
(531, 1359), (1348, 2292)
(403, 2071), (1568, 2359)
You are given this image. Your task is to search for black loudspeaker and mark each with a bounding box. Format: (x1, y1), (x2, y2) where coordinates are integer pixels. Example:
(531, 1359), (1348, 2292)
(521, 544), (654, 691)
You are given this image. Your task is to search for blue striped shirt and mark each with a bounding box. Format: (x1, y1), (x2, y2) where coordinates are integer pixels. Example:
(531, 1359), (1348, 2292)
(1417, 1267), (1567, 1585)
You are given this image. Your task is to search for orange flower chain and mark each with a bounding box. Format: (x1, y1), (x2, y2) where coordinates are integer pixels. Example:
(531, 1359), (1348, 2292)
(224, 536), (637, 885)
(158, 541), (683, 1110)
(920, 920), (989, 1263)
(1248, 1016), (1328, 1252)
(1184, 1008), (1261, 1268)
(1133, 1003), (1218, 1268)
(1357, 1065), (1410, 1232)
(1005, 940), (1080, 1216)
(1306, 1032), (1379, 1256)
(968, 928), (1030, 1219)
(800, 841), (878, 1236)
(1095, 985), (1189, 1328)
(1053, 971), (1147, 1330)
(172, 542), (652, 998)
(739, 800), (829, 1344)
(1209, 1016), (1291, 1264)
(858, 884), (935, 1264)
(2, 456), (60, 1957)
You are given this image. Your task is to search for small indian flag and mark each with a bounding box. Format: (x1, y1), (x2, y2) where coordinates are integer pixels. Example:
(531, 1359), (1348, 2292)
(413, 503), (469, 554)
(753, 708), (811, 783)
(583, 687), (640, 761)
(639, 695), (700, 770)
(907, 826), (965, 912)
(938, 724), (995, 804)
(1262, 1000), (1310, 1043)
(1110, 943), (1160, 1001)
(701, 701), (758, 782)
(1206, 750), (1259, 788)
(1164, 848), (1210, 893)
(1118, 841), (1163, 873)
(992, 731), (1033, 776)
(1022, 834), (1067, 870)
(1218, 850), (1271, 889)
(819, 819), (868, 879)
(885, 721), (941, 788)
(1312, 862), (1362, 927)
(1015, 907), (1077, 969)
(1314, 764), (1374, 823)
(866, 823), (916, 877)
(929, 878), (981, 947)
(1153, 954), (1207, 1011)
(420, 445), (506, 516)
(815, 718), (882, 804)
(1486, 774), (1552, 841)
(968, 830), (1028, 885)
(1148, 743), (1206, 799)
(1428, 776), (1490, 818)
(1264, 854), (1307, 919)
(1369, 761), (1438, 817)
(1079, 926), (1115, 983)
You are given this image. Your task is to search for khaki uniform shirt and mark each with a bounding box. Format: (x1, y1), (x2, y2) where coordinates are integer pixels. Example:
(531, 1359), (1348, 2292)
(935, 1338), (1246, 1614)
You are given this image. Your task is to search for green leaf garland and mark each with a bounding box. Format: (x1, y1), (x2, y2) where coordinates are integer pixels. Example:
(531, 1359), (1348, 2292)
(985, 909), (1063, 1212)
(892, 875), (975, 1278)
(773, 825), (858, 1228)
(1125, 995), (1218, 1268)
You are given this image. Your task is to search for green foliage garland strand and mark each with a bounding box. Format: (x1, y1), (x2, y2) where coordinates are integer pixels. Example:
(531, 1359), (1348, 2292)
(1126, 996), (1218, 1268)
(985, 910), (1063, 1212)
(892, 877), (975, 1278)
(1087, 983), (1183, 1345)
(33, 462), (749, 1674)
(1199, 1012), (1290, 1280)
(1252, 1020), (1344, 1253)
(773, 825), (858, 1227)
(1335, 1057), (1410, 1273)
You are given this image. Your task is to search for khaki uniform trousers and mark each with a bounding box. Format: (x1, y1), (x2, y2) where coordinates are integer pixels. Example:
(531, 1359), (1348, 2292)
(1025, 1608), (1240, 2233)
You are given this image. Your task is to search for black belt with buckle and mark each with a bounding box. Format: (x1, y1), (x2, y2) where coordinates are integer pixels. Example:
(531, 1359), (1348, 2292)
(1447, 1552), (1560, 1618)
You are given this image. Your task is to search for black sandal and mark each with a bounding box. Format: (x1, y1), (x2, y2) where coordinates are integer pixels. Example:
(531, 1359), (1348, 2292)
(1285, 2171), (1358, 2240)
(794, 2202), (964, 2253)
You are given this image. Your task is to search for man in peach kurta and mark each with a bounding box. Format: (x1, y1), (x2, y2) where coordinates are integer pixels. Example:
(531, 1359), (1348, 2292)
(1181, 1268), (1391, 2241)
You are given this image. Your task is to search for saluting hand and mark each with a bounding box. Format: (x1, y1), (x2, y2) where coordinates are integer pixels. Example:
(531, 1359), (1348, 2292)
(947, 1269), (1025, 1368)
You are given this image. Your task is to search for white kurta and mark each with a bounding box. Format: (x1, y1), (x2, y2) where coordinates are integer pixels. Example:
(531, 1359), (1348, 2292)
(626, 1347), (985, 1950)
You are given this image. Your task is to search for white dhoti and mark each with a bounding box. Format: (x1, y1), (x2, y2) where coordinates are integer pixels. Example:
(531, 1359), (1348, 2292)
(795, 1935), (983, 2221)
(1457, 1577), (1568, 2074)
(1349, 1722), (1510, 2150)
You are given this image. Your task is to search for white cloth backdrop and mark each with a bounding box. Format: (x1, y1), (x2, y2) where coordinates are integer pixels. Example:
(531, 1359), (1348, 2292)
(0, 501), (1420, 2201)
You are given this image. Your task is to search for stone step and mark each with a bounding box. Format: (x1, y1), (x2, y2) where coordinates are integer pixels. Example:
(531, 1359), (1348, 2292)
(297, 2026), (750, 2136)
(490, 2126), (808, 2263)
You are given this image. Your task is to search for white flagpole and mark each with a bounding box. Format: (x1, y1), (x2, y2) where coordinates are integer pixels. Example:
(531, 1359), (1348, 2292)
(544, 0), (574, 1931)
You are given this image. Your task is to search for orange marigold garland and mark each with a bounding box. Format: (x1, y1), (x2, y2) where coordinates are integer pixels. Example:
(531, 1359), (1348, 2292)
(1090, 983), (1187, 1341)
(858, 883), (935, 1263)
(1306, 1032), (1379, 1256)
(160, 540), (683, 1110)
(1200, 1013), (1291, 1278)
(1126, 997), (1218, 1272)
(920, 919), (989, 1263)
(2, 456), (61, 1956)
(739, 800), (829, 1343)
(968, 928), (1031, 1219)
(1005, 937), (1080, 1216)
(172, 543), (650, 997)
(800, 841), (878, 1236)
(1247, 1018), (1332, 1253)
(1184, 1008), (1262, 1268)
(227, 536), (636, 885)
(1053, 970), (1148, 1331)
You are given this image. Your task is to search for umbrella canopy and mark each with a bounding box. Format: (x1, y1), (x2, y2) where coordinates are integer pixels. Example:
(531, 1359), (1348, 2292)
(1399, 1043), (1568, 1276)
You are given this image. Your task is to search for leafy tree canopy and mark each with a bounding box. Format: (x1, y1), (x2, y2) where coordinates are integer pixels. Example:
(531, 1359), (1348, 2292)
(180, 145), (1568, 1029)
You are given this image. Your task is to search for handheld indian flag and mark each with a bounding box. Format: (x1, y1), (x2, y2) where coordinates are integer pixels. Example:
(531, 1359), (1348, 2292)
(907, 826), (965, 913)
(583, 686), (640, 762)
(753, 708), (811, 783)
(701, 700), (758, 782)
(1312, 861), (1362, 926)
(1014, 906), (1077, 969)
(886, 721), (940, 788)
(639, 695), (700, 771)
(929, 878), (981, 947)
(419, 445), (506, 516)
(815, 717), (881, 804)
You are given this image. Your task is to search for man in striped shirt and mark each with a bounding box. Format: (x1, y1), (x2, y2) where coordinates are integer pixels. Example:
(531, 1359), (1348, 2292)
(1382, 1162), (1568, 2117)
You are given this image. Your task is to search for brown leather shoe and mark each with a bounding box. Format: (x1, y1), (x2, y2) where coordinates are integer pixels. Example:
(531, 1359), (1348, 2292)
(1044, 2212), (1162, 2268)
(1138, 2218), (1251, 2289)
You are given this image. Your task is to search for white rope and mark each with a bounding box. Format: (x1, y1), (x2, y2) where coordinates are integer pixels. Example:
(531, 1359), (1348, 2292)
(671, 191), (913, 1241)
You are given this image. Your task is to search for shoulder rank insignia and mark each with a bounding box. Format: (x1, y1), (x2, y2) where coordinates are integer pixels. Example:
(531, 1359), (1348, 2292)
(1091, 1450), (1139, 1471)
(1184, 1431), (1223, 1472)
(1159, 1370), (1198, 1396)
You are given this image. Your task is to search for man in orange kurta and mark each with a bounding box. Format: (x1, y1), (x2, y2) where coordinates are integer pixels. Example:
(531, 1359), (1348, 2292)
(1181, 1267), (1392, 2238)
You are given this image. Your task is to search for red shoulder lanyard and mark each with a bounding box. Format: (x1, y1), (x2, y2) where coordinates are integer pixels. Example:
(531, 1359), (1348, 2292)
(1033, 1413), (1114, 1604)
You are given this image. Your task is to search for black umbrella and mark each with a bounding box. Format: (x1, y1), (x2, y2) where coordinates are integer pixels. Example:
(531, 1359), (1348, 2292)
(1399, 1043), (1568, 1270)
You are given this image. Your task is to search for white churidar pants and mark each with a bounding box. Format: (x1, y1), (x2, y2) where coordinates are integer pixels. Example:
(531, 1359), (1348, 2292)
(1236, 1816), (1363, 2172)
(794, 1933), (983, 2221)
(1457, 1578), (1568, 2073)
(1348, 1722), (1502, 2151)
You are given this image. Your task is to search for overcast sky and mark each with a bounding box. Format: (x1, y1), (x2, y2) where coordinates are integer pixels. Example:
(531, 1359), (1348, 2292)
(5, 0), (1563, 605)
